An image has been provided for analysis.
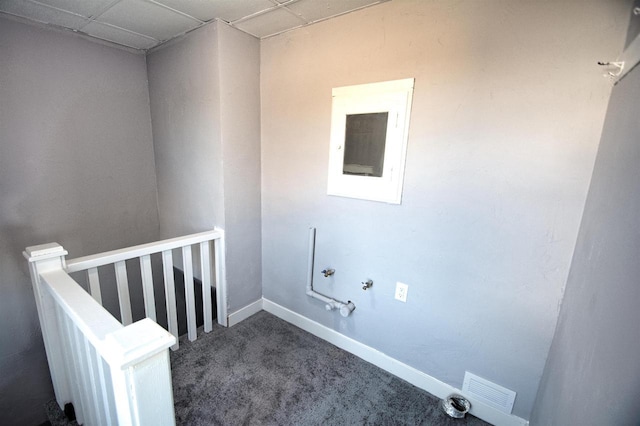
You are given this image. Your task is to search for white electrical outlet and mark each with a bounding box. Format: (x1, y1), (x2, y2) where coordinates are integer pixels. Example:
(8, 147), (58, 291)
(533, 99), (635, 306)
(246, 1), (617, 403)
(395, 282), (408, 302)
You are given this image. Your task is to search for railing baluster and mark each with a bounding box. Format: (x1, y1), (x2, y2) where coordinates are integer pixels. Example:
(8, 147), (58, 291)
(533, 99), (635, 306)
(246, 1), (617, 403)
(60, 311), (86, 425)
(95, 349), (114, 425)
(87, 267), (102, 305)
(182, 245), (197, 341)
(200, 241), (213, 332)
(114, 260), (133, 325)
(82, 335), (102, 425)
(140, 254), (157, 321)
(74, 324), (97, 426)
(55, 304), (83, 424)
(162, 250), (179, 350)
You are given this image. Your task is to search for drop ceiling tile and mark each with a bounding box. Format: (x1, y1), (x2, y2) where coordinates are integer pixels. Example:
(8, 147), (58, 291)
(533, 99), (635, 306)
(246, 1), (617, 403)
(287, 0), (379, 23)
(82, 20), (158, 49)
(97, 0), (201, 41)
(234, 7), (304, 38)
(156, 0), (275, 23)
(31, 0), (114, 18)
(0, 0), (88, 29)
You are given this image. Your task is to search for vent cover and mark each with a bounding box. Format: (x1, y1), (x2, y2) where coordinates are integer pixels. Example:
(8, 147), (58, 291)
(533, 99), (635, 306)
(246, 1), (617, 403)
(462, 372), (516, 414)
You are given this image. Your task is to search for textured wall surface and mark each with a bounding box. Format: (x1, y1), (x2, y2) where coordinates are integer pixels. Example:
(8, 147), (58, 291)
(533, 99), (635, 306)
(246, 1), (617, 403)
(531, 64), (640, 426)
(147, 22), (262, 312)
(217, 23), (263, 311)
(147, 23), (224, 239)
(0, 17), (159, 425)
(260, 0), (630, 419)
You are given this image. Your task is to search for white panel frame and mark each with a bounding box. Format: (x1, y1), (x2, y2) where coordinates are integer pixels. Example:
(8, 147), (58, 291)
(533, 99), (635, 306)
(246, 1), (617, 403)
(327, 78), (415, 204)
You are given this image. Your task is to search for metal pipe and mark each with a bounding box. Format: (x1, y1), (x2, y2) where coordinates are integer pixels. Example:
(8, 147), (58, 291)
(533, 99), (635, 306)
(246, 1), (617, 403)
(306, 228), (355, 316)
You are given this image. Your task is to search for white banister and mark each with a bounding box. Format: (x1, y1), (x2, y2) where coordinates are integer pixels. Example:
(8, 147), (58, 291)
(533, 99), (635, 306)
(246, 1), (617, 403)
(162, 249), (179, 350)
(182, 245), (197, 341)
(114, 260), (133, 326)
(65, 228), (227, 332)
(87, 267), (102, 304)
(200, 241), (213, 333)
(104, 319), (175, 426)
(66, 229), (223, 273)
(25, 244), (177, 426)
(25, 229), (227, 423)
(139, 254), (156, 321)
(24, 244), (71, 410)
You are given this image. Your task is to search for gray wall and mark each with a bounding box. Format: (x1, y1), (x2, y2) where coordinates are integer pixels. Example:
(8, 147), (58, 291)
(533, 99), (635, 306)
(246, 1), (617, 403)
(530, 62), (640, 425)
(260, 0), (630, 420)
(147, 23), (224, 238)
(217, 23), (263, 311)
(0, 16), (159, 425)
(147, 21), (262, 313)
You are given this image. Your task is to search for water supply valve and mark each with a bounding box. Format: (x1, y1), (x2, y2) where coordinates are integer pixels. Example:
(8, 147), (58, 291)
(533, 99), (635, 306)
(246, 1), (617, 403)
(321, 268), (335, 277)
(361, 279), (373, 290)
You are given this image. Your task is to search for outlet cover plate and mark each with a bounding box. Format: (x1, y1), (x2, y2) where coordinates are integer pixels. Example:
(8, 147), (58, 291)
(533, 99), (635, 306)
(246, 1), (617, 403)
(395, 282), (408, 302)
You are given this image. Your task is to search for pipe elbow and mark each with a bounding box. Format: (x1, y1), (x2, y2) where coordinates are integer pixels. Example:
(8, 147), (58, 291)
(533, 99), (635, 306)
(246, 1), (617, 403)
(339, 301), (356, 317)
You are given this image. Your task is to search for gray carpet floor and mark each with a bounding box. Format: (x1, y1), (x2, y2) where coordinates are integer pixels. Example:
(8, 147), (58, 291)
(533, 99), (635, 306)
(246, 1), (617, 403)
(45, 310), (490, 425)
(170, 311), (489, 426)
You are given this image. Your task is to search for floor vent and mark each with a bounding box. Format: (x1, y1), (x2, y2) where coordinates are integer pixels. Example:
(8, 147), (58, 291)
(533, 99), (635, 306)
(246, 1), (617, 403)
(462, 372), (516, 414)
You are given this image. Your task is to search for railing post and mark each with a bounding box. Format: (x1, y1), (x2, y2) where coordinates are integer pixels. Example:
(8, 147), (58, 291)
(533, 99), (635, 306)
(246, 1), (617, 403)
(23, 243), (72, 409)
(103, 318), (176, 426)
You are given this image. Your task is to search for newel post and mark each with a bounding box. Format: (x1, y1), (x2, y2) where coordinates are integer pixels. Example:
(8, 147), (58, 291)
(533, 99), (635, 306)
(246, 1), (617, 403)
(23, 243), (71, 408)
(103, 318), (177, 426)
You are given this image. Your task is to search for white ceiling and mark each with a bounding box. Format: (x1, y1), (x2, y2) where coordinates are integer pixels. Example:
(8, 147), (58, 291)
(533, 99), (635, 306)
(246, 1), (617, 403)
(0, 0), (389, 51)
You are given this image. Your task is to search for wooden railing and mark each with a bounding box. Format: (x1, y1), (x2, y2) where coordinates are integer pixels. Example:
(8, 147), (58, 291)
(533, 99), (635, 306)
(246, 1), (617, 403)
(24, 229), (227, 425)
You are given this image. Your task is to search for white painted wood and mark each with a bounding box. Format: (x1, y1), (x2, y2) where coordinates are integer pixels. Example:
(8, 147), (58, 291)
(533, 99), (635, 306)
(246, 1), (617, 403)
(66, 229), (223, 273)
(42, 272), (175, 425)
(213, 227), (228, 327)
(73, 327), (98, 426)
(26, 230), (230, 422)
(182, 245), (197, 341)
(227, 299), (263, 327)
(109, 351), (176, 426)
(28, 245), (177, 426)
(54, 303), (81, 423)
(263, 298), (529, 426)
(87, 267), (102, 304)
(140, 254), (157, 321)
(42, 270), (123, 344)
(162, 250), (179, 350)
(114, 260), (133, 326)
(23, 244), (71, 407)
(327, 78), (414, 204)
(199, 241), (213, 332)
(83, 336), (105, 424)
(94, 348), (115, 425)
(104, 319), (176, 425)
(62, 314), (86, 426)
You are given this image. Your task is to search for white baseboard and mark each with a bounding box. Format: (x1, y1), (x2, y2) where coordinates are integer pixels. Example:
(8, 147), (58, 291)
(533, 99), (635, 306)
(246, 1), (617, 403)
(262, 298), (528, 426)
(227, 299), (263, 327)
